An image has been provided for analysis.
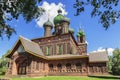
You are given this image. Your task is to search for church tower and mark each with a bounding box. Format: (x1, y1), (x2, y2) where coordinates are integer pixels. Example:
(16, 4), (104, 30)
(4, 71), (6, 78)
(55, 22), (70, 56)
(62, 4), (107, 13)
(77, 28), (85, 43)
(60, 14), (70, 34)
(53, 9), (70, 35)
(77, 28), (87, 55)
(43, 19), (53, 37)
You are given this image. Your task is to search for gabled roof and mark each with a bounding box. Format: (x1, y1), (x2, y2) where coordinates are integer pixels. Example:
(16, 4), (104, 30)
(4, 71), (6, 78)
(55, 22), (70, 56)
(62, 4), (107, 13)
(6, 36), (46, 59)
(89, 51), (109, 62)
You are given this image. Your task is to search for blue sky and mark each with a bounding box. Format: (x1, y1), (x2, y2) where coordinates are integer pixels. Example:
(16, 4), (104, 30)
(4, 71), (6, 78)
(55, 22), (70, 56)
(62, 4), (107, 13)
(0, 0), (120, 57)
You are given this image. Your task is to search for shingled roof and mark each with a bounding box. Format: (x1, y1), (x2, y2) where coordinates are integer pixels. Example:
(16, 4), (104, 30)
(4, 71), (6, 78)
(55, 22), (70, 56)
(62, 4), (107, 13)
(20, 36), (44, 56)
(89, 51), (109, 62)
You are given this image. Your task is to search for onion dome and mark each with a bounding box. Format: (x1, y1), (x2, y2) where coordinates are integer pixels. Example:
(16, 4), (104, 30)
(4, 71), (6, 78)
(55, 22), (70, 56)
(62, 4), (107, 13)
(69, 27), (74, 34)
(54, 14), (64, 25)
(43, 19), (53, 28)
(77, 29), (85, 37)
(54, 9), (70, 25)
(54, 9), (64, 25)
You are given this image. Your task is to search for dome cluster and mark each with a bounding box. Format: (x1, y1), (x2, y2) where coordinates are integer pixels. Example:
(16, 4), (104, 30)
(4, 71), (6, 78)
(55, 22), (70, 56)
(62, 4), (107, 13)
(43, 9), (71, 37)
(43, 9), (85, 38)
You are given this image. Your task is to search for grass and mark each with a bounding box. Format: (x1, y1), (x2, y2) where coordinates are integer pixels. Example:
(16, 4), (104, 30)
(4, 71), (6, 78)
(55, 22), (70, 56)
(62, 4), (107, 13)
(0, 75), (119, 80)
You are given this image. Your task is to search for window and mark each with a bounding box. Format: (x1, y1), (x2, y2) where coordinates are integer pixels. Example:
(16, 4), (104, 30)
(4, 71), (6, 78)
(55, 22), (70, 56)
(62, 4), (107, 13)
(57, 63), (62, 70)
(36, 61), (39, 70)
(76, 63), (82, 69)
(17, 45), (25, 53)
(57, 45), (62, 55)
(80, 36), (83, 43)
(89, 66), (93, 72)
(98, 66), (102, 72)
(46, 46), (50, 56)
(33, 61), (35, 69)
(66, 63), (71, 69)
(94, 66), (97, 72)
(49, 64), (53, 70)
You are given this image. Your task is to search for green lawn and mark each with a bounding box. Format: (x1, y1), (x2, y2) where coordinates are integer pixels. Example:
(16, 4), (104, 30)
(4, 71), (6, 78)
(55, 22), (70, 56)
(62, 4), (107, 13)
(0, 75), (119, 80)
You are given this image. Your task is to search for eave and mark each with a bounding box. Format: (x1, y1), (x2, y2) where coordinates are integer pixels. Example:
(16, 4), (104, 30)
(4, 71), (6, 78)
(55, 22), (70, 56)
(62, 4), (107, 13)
(47, 55), (89, 60)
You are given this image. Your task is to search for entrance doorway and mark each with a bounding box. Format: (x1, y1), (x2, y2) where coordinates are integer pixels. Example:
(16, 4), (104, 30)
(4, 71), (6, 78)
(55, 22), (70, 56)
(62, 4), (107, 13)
(15, 55), (28, 75)
(18, 62), (27, 75)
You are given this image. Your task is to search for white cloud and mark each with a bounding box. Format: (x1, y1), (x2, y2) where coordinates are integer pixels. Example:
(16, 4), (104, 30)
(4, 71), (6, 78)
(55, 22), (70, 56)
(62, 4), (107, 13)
(85, 41), (89, 45)
(97, 47), (106, 52)
(107, 48), (114, 56)
(91, 47), (114, 56)
(36, 1), (68, 27)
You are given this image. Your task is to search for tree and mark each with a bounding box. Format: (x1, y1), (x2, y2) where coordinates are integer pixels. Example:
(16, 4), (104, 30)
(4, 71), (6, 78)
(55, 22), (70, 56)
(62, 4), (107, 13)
(0, 0), (44, 39)
(74, 0), (120, 29)
(0, 50), (10, 75)
(107, 56), (112, 73)
(111, 49), (120, 75)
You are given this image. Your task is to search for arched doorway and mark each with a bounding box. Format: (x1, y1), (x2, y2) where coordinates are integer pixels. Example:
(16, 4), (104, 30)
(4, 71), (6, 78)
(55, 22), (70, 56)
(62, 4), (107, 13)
(15, 55), (28, 75)
(17, 60), (27, 75)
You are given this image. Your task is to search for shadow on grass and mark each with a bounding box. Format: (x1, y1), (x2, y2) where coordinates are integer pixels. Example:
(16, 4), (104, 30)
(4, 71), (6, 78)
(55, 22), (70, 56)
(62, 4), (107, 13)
(88, 75), (120, 79)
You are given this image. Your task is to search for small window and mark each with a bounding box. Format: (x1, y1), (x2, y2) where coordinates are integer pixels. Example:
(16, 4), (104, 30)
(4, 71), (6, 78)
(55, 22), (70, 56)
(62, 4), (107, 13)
(57, 63), (62, 70)
(80, 36), (83, 43)
(49, 64), (53, 70)
(33, 61), (35, 69)
(17, 45), (25, 53)
(66, 63), (71, 69)
(76, 63), (82, 69)
(89, 66), (93, 72)
(57, 45), (62, 55)
(46, 46), (50, 56)
(98, 66), (102, 72)
(36, 61), (39, 70)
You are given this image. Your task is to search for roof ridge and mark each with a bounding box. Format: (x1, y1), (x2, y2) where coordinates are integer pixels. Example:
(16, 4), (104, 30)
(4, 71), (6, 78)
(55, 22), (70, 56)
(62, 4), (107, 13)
(19, 36), (31, 41)
(19, 36), (39, 46)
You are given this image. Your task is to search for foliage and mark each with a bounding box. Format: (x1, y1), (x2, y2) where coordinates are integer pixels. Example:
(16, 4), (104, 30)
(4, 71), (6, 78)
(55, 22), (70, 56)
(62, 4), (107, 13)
(107, 49), (120, 75)
(107, 56), (112, 73)
(0, 50), (10, 75)
(73, 0), (120, 29)
(0, 0), (44, 39)
(111, 49), (120, 75)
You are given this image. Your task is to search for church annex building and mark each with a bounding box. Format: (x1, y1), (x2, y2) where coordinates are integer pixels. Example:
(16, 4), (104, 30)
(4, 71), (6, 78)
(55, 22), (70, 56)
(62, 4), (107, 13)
(6, 9), (108, 77)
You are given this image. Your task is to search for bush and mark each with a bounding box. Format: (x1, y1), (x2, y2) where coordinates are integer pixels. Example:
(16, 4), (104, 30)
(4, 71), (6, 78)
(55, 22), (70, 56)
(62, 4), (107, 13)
(0, 67), (7, 75)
